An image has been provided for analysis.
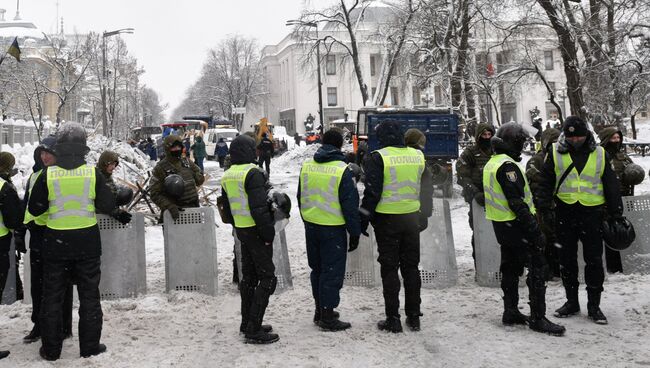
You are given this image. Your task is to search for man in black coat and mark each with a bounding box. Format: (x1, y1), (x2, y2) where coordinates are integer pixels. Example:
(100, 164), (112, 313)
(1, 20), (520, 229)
(221, 134), (278, 344)
(535, 116), (623, 325)
(257, 133), (275, 175)
(28, 123), (115, 360)
(360, 121), (434, 333)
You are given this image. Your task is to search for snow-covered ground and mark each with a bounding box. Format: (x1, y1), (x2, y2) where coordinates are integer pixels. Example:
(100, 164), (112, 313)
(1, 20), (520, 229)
(2, 130), (650, 367)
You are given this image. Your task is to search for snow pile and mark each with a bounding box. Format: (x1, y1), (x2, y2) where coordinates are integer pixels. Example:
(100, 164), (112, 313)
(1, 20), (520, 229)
(86, 135), (155, 185)
(271, 142), (320, 173)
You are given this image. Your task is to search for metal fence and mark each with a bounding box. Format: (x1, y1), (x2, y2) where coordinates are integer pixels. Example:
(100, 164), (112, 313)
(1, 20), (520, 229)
(0, 121), (49, 148)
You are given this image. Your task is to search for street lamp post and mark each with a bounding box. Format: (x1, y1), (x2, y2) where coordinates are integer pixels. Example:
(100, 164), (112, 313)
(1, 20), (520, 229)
(101, 28), (134, 137)
(286, 20), (324, 134)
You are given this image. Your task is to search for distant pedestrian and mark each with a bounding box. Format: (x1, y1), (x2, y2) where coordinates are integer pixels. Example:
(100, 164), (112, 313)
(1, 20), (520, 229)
(257, 133), (274, 176)
(191, 135), (207, 173)
(146, 137), (157, 161)
(294, 132), (301, 147)
(215, 138), (229, 168)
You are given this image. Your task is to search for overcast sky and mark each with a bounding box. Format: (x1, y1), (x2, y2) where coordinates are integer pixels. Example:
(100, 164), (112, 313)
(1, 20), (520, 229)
(5, 0), (331, 116)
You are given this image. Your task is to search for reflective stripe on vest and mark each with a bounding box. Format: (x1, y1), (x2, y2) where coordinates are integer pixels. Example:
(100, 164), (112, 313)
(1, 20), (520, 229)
(299, 159), (347, 225)
(23, 170), (48, 226)
(483, 154), (536, 222)
(375, 146), (425, 214)
(0, 179), (8, 237)
(222, 163), (257, 228)
(46, 165), (97, 230)
(552, 143), (606, 206)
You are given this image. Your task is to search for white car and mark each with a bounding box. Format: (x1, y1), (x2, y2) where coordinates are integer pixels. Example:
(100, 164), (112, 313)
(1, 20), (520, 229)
(205, 127), (239, 159)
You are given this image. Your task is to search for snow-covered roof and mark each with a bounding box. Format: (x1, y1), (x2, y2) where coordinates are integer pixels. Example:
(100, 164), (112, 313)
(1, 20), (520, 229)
(0, 17), (45, 40)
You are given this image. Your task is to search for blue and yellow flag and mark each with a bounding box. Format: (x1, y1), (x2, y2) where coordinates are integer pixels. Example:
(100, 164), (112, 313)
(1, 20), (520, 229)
(7, 37), (21, 62)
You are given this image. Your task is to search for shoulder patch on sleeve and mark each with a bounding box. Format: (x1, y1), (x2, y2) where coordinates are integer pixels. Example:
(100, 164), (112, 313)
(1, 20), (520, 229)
(506, 170), (518, 182)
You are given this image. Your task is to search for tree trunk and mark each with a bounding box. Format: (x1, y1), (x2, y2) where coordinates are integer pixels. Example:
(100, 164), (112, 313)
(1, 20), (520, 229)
(342, 1), (369, 105)
(451, 0), (471, 112)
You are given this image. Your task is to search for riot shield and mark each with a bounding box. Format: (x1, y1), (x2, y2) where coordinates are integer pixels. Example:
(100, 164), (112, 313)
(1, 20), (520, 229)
(420, 198), (458, 288)
(163, 208), (218, 296)
(98, 214), (146, 299)
(1, 238), (16, 304)
(620, 195), (650, 274)
(344, 227), (380, 287)
(472, 200), (503, 287)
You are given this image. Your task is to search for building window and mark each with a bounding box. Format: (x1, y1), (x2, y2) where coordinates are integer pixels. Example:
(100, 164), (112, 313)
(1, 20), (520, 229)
(326, 55), (336, 75)
(544, 51), (554, 70)
(327, 87), (338, 106)
(434, 86), (443, 106)
(390, 87), (399, 106)
(370, 55), (377, 76)
(412, 86), (422, 105)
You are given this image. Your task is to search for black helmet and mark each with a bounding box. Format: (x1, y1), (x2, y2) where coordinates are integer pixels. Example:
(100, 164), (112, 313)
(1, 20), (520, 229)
(39, 135), (57, 153)
(491, 122), (529, 161)
(623, 164), (645, 185)
(116, 186), (134, 206)
(271, 191), (292, 218)
(602, 216), (636, 251)
(54, 122), (90, 156)
(163, 174), (185, 199)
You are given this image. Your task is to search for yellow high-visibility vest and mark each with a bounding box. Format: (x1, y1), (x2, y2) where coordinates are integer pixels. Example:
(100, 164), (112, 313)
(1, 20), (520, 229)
(552, 143), (606, 206)
(46, 165), (97, 230)
(23, 170), (48, 226)
(222, 163), (258, 228)
(299, 159), (347, 225)
(483, 154), (536, 222)
(375, 146), (425, 214)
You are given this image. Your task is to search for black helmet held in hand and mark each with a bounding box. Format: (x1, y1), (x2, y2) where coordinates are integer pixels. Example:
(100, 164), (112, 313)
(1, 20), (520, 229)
(163, 174), (185, 199)
(622, 163), (645, 186)
(491, 122), (529, 161)
(602, 216), (636, 251)
(271, 191), (292, 219)
(116, 186), (134, 206)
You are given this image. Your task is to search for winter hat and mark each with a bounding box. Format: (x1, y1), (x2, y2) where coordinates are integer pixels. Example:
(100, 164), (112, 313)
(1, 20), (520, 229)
(563, 116), (588, 137)
(404, 128), (426, 150)
(322, 128), (343, 149)
(0, 152), (16, 175)
(376, 121), (404, 148)
(97, 150), (120, 177)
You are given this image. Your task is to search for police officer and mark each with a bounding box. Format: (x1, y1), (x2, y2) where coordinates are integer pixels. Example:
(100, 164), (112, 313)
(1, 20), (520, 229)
(456, 123), (495, 266)
(19, 137), (74, 344)
(360, 121), (433, 332)
(221, 134), (278, 344)
(598, 126), (644, 273)
(96, 151), (132, 224)
(526, 128), (561, 280)
(483, 123), (565, 336)
(28, 123), (115, 360)
(0, 152), (23, 360)
(298, 129), (360, 331)
(536, 116), (623, 325)
(150, 135), (204, 222)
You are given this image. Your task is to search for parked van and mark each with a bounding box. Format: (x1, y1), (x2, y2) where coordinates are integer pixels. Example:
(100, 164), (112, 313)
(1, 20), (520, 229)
(205, 126), (239, 159)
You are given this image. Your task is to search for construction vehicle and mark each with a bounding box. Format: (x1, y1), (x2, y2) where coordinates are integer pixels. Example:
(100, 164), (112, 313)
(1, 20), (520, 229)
(354, 107), (459, 198)
(254, 118), (288, 155)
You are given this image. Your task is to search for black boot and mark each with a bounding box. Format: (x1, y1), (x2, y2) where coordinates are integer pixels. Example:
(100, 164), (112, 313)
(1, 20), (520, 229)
(554, 286), (580, 318)
(244, 325), (279, 344)
(319, 308), (351, 331)
(502, 293), (528, 326)
(313, 303), (339, 325)
(528, 316), (566, 336)
(377, 316), (403, 333)
(244, 279), (278, 344)
(81, 343), (107, 358)
(405, 314), (422, 331)
(0, 351), (9, 360)
(39, 347), (58, 361)
(587, 289), (608, 325)
(23, 325), (40, 344)
(240, 323), (273, 333)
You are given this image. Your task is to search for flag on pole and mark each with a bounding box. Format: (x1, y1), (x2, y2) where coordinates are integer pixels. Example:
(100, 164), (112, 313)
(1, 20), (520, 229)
(7, 37), (21, 62)
(0, 37), (21, 66)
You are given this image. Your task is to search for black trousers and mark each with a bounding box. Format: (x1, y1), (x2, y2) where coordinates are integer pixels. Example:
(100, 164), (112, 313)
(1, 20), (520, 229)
(556, 206), (605, 294)
(493, 221), (547, 316)
(258, 155), (271, 175)
(0, 246), (8, 297)
(40, 257), (103, 358)
(305, 223), (347, 309)
(236, 227), (277, 332)
(30, 248), (73, 333)
(373, 212), (421, 318)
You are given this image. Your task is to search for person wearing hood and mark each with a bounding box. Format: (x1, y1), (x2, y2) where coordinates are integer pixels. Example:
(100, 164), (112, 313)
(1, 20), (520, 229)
(190, 134), (207, 173)
(257, 133), (275, 176)
(483, 123), (566, 336)
(456, 122), (496, 267)
(96, 151), (132, 225)
(535, 116), (623, 325)
(150, 135), (204, 223)
(146, 137), (157, 161)
(28, 123), (115, 360)
(220, 134), (278, 344)
(526, 128), (561, 280)
(598, 127), (640, 273)
(215, 137), (229, 168)
(297, 129), (360, 331)
(360, 121), (433, 333)
(18, 137), (73, 344)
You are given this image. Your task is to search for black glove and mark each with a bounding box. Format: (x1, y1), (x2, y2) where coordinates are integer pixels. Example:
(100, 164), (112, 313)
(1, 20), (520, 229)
(348, 235), (360, 252)
(360, 218), (370, 237)
(13, 232), (26, 254)
(168, 206), (181, 220)
(112, 209), (133, 225)
(474, 192), (485, 207)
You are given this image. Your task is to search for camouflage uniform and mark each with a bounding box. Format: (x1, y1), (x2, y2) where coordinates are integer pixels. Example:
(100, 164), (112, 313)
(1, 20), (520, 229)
(456, 123), (495, 264)
(150, 135), (205, 222)
(526, 128), (561, 279)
